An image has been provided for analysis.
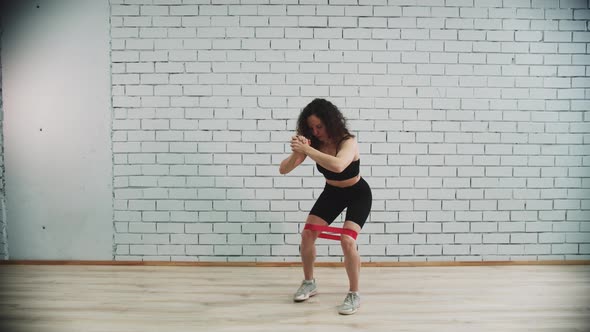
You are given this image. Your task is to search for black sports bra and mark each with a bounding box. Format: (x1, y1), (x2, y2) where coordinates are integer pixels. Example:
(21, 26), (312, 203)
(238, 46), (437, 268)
(317, 159), (360, 181)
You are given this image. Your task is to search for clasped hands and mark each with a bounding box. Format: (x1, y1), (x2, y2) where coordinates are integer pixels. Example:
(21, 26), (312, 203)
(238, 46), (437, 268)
(290, 135), (311, 155)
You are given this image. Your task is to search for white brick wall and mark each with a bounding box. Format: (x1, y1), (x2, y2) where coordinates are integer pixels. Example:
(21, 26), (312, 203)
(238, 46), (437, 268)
(111, 0), (590, 262)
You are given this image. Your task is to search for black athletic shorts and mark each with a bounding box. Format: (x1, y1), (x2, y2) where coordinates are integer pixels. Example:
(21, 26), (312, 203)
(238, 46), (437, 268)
(309, 177), (372, 228)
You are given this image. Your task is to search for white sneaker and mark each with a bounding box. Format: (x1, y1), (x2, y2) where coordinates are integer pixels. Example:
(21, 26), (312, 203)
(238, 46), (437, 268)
(293, 279), (317, 302)
(337, 292), (360, 315)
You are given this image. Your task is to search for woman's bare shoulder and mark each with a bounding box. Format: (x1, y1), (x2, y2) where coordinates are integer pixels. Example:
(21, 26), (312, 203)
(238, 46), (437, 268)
(340, 136), (357, 146)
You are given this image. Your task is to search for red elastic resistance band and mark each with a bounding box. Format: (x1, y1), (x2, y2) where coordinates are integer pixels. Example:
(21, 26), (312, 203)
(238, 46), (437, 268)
(304, 224), (358, 241)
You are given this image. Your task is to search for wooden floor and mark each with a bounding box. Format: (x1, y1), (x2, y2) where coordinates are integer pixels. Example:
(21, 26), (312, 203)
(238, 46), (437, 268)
(0, 264), (589, 332)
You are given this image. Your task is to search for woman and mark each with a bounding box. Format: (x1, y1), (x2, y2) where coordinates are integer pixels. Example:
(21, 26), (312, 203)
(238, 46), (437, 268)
(279, 98), (372, 315)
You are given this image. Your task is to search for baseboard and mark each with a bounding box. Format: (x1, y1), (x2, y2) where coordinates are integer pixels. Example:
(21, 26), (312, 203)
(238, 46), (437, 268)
(1, 259), (589, 267)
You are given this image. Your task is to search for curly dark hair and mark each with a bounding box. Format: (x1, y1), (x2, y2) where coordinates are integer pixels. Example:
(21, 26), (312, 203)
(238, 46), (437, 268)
(296, 98), (354, 149)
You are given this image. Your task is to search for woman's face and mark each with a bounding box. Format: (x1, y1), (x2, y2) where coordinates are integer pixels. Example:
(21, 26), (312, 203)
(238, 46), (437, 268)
(307, 115), (327, 142)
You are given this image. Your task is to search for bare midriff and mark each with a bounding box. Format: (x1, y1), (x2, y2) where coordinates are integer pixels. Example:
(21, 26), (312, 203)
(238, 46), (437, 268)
(325, 174), (360, 188)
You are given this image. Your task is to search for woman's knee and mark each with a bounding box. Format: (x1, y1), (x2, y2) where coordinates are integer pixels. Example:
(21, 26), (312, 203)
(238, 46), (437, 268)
(340, 235), (356, 253)
(301, 229), (317, 244)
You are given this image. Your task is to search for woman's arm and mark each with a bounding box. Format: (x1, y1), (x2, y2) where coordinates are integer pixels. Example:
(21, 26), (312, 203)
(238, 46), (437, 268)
(292, 137), (357, 173)
(279, 152), (306, 174)
(279, 136), (308, 174)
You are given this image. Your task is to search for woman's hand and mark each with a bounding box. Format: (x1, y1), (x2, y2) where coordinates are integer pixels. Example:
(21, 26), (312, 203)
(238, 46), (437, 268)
(291, 135), (310, 155)
(296, 135), (310, 145)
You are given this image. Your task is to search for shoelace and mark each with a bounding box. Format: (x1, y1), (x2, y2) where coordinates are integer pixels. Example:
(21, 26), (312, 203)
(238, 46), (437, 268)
(344, 293), (355, 305)
(298, 282), (314, 294)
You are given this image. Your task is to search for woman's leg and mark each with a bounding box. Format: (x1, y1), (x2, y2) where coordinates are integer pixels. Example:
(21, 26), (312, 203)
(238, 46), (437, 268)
(341, 178), (371, 292)
(294, 215), (328, 302)
(341, 220), (362, 292)
(301, 215), (327, 280)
